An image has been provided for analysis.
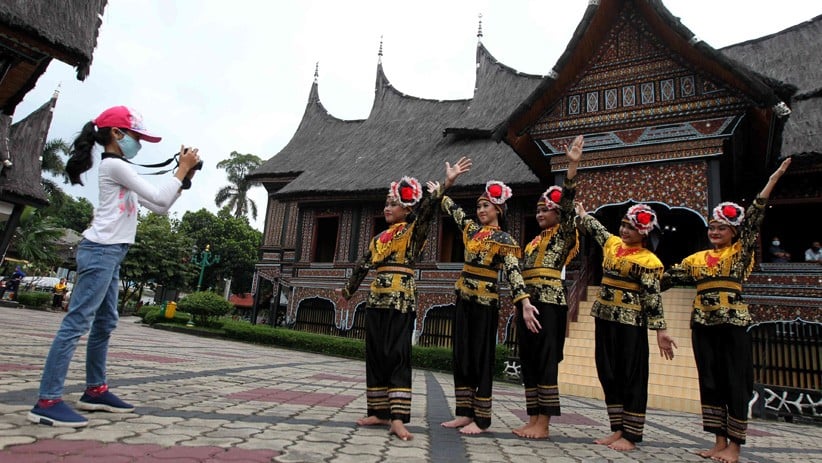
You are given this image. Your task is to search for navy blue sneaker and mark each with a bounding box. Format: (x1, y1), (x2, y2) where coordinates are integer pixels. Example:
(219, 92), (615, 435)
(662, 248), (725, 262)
(28, 400), (88, 427)
(77, 390), (135, 413)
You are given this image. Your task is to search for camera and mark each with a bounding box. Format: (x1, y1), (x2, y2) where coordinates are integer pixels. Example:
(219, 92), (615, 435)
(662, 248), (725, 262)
(179, 148), (203, 171)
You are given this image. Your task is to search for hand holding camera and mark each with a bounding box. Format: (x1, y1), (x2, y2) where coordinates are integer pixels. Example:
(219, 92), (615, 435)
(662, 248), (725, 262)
(177, 146), (201, 190)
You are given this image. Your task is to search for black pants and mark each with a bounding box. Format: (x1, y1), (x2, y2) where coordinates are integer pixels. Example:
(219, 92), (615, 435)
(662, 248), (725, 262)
(452, 297), (498, 430)
(595, 318), (649, 443)
(517, 300), (567, 416)
(692, 323), (753, 445)
(364, 307), (415, 423)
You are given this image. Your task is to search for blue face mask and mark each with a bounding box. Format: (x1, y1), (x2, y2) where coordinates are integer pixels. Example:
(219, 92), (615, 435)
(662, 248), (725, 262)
(117, 132), (142, 159)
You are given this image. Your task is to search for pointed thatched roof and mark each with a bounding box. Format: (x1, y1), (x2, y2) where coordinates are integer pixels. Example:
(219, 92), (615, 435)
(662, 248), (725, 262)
(0, 0), (107, 80)
(248, 42), (544, 199)
(495, 0), (793, 173)
(720, 15), (822, 157)
(0, 1), (106, 113)
(0, 96), (57, 207)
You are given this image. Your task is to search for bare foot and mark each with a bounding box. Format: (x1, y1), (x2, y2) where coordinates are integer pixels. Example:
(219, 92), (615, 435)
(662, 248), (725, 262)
(608, 437), (636, 451)
(512, 416), (537, 437)
(459, 422), (487, 435)
(516, 415), (550, 439)
(389, 420), (413, 441)
(711, 442), (740, 463)
(357, 416), (390, 426)
(441, 416), (473, 428)
(696, 439), (728, 459)
(594, 431), (622, 445)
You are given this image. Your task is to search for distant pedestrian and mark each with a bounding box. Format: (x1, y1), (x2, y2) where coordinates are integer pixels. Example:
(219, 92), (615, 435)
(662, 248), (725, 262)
(28, 106), (201, 428)
(52, 278), (68, 309)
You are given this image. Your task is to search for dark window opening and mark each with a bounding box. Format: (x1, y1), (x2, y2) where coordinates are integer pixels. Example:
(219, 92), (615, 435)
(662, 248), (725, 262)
(313, 216), (339, 262)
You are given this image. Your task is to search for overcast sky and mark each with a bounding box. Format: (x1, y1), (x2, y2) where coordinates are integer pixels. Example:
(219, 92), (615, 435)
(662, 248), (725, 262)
(14, 0), (820, 231)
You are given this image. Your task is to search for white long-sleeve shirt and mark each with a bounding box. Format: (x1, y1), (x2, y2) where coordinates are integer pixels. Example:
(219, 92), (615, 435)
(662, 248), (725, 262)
(82, 156), (182, 244)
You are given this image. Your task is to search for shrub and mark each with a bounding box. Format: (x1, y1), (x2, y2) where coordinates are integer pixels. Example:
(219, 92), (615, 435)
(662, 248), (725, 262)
(136, 303), (157, 320)
(177, 291), (232, 327)
(143, 307), (192, 326)
(16, 291), (52, 308)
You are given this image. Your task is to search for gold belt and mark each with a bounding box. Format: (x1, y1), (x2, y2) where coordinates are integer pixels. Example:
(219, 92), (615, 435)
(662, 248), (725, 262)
(376, 266), (414, 276)
(601, 275), (641, 292)
(696, 279), (743, 294)
(462, 263), (499, 279)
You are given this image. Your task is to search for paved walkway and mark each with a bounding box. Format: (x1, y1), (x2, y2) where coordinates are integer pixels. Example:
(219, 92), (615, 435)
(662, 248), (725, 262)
(0, 306), (819, 462)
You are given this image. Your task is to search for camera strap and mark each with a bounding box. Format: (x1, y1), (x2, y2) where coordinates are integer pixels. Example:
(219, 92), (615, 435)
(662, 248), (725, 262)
(101, 152), (180, 175)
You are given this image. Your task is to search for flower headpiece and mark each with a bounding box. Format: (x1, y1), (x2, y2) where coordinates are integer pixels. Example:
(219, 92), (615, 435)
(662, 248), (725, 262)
(623, 204), (658, 236)
(537, 186), (562, 210)
(711, 202), (745, 228)
(479, 180), (512, 206)
(388, 176), (423, 208)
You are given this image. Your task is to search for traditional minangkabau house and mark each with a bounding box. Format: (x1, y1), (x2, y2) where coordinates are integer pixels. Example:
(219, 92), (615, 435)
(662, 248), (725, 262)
(0, 0), (108, 266)
(249, 0), (820, 416)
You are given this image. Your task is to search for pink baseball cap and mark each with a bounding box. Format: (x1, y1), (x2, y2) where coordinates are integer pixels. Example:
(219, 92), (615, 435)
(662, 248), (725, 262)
(93, 106), (162, 143)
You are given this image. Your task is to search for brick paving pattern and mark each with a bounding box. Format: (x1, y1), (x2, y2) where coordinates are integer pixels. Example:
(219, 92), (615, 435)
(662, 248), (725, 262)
(1, 307), (820, 462)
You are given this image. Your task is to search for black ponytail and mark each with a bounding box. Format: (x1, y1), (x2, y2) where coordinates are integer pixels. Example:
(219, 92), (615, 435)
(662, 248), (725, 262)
(66, 122), (114, 185)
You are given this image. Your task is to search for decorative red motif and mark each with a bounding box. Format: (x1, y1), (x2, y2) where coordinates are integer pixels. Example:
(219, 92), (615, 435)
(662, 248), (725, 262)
(636, 211), (653, 226)
(400, 186), (414, 201)
(706, 252), (720, 268)
(473, 229), (493, 242)
(548, 189), (562, 203)
(722, 205), (739, 220)
(379, 226), (402, 244)
(616, 246), (642, 257)
(488, 184), (502, 199)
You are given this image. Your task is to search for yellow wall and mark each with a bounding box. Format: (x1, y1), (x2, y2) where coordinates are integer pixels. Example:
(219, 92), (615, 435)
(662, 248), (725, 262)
(559, 287), (701, 414)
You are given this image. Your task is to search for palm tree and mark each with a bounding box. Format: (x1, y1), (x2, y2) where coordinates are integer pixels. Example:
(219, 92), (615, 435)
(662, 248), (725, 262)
(10, 207), (63, 273)
(215, 151), (263, 220)
(40, 139), (71, 207)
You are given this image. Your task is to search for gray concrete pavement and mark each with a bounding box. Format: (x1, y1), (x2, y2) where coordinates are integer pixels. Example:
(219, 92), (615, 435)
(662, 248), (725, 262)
(1, 306), (819, 462)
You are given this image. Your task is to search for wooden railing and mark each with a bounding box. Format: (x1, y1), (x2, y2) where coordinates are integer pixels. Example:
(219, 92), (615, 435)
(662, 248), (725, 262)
(418, 305), (455, 348)
(749, 318), (822, 390)
(292, 298), (337, 336)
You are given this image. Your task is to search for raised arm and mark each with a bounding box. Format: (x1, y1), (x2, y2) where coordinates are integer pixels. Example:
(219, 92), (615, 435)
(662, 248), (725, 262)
(443, 156), (472, 190)
(758, 157), (791, 199)
(566, 135), (583, 181)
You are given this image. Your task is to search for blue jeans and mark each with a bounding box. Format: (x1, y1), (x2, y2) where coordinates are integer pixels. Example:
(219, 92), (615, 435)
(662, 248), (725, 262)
(39, 239), (129, 399)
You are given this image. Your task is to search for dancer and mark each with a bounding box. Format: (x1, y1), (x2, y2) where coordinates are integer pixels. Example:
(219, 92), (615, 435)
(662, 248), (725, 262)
(439, 171), (538, 435)
(574, 201), (677, 450)
(512, 135), (583, 439)
(337, 157), (472, 441)
(663, 157), (791, 463)
(28, 106), (200, 427)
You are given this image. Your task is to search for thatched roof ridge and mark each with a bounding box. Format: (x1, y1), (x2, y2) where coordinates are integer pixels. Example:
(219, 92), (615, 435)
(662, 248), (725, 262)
(496, 0), (792, 142)
(0, 96), (56, 207)
(0, 0), (107, 80)
(249, 56), (539, 198)
(444, 42), (544, 135)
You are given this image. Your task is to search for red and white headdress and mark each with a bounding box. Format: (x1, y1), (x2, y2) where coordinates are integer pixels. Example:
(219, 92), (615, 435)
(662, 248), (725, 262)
(711, 202), (745, 227)
(623, 204), (658, 236)
(479, 180), (512, 206)
(538, 186), (562, 210)
(388, 176), (423, 208)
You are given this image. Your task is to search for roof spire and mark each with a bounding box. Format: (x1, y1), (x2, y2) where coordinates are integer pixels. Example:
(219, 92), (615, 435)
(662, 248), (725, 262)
(477, 13), (483, 42)
(314, 62), (319, 83)
(52, 82), (61, 100)
(378, 35), (384, 64)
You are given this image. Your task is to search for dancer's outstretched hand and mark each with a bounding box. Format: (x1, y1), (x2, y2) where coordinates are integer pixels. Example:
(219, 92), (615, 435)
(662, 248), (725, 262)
(444, 156), (472, 189)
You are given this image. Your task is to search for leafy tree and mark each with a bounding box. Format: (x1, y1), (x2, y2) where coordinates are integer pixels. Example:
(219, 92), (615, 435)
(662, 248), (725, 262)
(214, 151), (263, 220)
(180, 208), (262, 293)
(119, 213), (196, 311)
(43, 195), (94, 233)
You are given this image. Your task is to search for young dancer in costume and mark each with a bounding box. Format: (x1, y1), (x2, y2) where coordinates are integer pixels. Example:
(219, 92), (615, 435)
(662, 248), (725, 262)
(512, 135), (583, 439)
(662, 157), (791, 463)
(337, 157), (472, 441)
(574, 201), (677, 450)
(438, 168), (538, 435)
